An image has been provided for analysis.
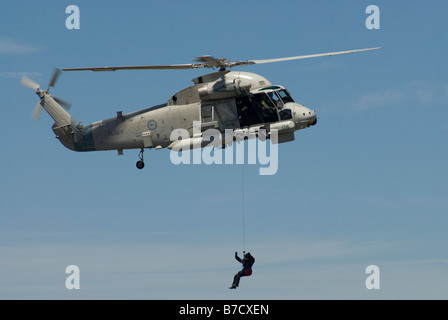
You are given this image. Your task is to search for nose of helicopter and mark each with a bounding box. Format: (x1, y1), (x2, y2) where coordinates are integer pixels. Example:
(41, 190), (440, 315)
(293, 104), (317, 128)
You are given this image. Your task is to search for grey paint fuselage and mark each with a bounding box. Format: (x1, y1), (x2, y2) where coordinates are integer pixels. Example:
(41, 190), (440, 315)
(52, 70), (316, 153)
(72, 102), (199, 152)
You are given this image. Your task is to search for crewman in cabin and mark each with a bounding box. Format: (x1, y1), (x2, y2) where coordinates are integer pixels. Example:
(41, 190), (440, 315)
(229, 252), (255, 289)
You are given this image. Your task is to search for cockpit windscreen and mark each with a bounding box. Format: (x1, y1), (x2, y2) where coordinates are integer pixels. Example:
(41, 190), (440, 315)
(277, 89), (294, 104)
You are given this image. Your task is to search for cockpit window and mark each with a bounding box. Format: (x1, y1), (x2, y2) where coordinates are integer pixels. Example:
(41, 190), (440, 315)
(277, 90), (294, 103)
(236, 93), (280, 127)
(253, 93), (278, 124)
(267, 91), (283, 109)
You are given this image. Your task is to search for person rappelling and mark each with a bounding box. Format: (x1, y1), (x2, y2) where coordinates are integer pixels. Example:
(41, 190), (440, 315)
(229, 251), (255, 289)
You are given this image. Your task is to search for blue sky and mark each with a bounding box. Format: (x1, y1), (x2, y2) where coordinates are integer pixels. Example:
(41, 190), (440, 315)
(1, 0), (447, 299)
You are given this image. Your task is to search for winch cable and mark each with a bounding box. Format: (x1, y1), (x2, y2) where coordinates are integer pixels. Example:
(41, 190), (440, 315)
(241, 163), (246, 255)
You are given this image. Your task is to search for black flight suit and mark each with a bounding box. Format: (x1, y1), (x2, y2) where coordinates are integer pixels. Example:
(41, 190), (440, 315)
(230, 252), (255, 289)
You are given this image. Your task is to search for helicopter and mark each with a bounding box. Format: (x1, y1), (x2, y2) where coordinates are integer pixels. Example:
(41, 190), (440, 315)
(21, 47), (381, 169)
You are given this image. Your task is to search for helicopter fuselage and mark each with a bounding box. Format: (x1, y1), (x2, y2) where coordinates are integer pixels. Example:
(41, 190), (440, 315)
(52, 70), (317, 155)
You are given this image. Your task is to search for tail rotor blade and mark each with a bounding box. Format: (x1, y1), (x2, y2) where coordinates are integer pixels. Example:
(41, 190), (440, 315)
(53, 96), (72, 109)
(21, 76), (40, 91)
(32, 101), (43, 120)
(47, 68), (62, 89)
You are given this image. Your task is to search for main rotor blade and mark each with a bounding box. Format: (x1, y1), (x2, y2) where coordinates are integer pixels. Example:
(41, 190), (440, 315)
(21, 76), (40, 91)
(32, 101), (43, 120)
(48, 68), (62, 89)
(62, 47), (381, 72)
(250, 47), (382, 65)
(63, 63), (206, 72)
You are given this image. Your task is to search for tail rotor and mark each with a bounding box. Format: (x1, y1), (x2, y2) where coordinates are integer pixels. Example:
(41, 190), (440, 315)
(21, 68), (71, 120)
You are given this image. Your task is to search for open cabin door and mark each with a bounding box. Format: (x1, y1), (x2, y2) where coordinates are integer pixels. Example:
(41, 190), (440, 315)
(201, 99), (240, 132)
(200, 103), (218, 131)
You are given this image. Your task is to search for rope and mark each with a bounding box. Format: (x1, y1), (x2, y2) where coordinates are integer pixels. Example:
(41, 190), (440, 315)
(242, 163), (245, 254)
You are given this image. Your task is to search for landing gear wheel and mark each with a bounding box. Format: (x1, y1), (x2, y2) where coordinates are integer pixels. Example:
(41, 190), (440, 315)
(136, 148), (145, 169)
(136, 160), (145, 169)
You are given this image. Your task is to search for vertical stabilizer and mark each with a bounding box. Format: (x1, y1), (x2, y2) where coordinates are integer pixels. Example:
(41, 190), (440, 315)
(39, 91), (73, 127)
